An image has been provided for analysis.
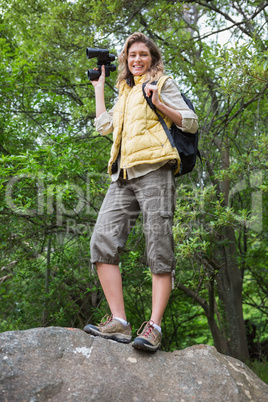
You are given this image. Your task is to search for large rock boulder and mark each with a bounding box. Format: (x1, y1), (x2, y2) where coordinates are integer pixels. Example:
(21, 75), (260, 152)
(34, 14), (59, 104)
(0, 327), (267, 401)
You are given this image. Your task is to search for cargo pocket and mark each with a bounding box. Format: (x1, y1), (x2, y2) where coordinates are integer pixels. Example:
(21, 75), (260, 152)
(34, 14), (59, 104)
(159, 210), (173, 237)
(150, 209), (175, 274)
(160, 210), (173, 219)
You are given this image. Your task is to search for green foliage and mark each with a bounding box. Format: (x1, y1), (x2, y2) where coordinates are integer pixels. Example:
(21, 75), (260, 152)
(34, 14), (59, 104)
(248, 360), (268, 385)
(0, 0), (267, 366)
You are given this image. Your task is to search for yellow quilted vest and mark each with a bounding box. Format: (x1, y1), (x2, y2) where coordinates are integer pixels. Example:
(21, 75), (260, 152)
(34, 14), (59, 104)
(108, 75), (180, 176)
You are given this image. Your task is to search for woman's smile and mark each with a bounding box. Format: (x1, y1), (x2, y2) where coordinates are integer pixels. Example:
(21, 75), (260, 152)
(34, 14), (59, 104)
(128, 42), (152, 76)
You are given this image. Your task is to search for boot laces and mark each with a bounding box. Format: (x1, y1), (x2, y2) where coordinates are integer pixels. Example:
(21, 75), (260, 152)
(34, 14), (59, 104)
(137, 320), (157, 340)
(98, 314), (113, 328)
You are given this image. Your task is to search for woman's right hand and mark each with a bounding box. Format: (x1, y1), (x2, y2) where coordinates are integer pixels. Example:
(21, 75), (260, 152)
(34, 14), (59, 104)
(91, 64), (105, 90)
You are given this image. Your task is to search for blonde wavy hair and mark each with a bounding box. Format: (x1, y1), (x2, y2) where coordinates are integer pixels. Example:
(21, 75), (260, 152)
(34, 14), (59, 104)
(117, 32), (164, 86)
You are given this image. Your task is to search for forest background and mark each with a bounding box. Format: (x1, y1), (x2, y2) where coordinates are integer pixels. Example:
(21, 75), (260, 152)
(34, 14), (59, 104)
(0, 0), (267, 382)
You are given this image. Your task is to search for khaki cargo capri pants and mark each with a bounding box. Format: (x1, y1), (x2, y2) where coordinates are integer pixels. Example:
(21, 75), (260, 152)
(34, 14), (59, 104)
(90, 164), (176, 274)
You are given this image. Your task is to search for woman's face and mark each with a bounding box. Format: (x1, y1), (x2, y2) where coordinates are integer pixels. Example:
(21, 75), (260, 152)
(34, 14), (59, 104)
(127, 42), (152, 76)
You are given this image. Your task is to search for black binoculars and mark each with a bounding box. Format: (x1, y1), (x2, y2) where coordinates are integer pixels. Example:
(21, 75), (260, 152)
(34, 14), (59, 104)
(86, 48), (116, 81)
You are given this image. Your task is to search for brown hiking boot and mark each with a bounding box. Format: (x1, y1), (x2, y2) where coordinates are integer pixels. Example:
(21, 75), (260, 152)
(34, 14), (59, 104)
(83, 314), (132, 344)
(132, 320), (162, 352)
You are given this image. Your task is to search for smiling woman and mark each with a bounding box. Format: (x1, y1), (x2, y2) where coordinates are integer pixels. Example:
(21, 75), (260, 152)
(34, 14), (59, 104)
(84, 31), (198, 353)
(117, 32), (165, 86)
(127, 42), (152, 76)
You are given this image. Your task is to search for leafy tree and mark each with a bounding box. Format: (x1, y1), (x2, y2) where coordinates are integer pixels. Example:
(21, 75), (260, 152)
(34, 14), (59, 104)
(0, 0), (267, 367)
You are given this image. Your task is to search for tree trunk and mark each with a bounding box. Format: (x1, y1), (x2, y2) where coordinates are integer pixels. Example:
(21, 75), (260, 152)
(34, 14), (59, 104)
(206, 279), (230, 355)
(215, 226), (250, 362)
(178, 280), (230, 355)
(42, 235), (52, 326)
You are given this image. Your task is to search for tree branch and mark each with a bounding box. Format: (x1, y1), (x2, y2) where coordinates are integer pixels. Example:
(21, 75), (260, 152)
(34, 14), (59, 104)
(176, 282), (209, 315)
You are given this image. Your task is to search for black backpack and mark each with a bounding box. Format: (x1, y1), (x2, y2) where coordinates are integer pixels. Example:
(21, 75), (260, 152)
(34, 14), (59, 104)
(142, 81), (201, 177)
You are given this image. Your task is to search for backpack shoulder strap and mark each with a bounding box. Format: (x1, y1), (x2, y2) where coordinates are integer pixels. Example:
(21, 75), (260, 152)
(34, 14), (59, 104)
(142, 77), (176, 148)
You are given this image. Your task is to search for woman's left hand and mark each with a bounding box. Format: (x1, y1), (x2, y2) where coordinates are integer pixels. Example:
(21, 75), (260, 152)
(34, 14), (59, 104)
(144, 82), (183, 127)
(144, 83), (161, 107)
